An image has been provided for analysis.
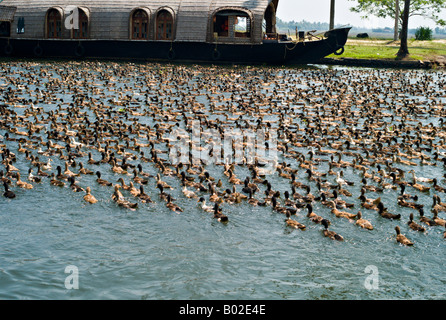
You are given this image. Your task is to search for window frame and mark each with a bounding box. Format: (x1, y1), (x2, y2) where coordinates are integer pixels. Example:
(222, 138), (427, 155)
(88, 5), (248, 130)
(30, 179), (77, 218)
(71, 8), (89, 39)
(212, 9), (253, 41)
(46, 8), (63, 39)
(131, 9), (150, 40)
(0, 21), (11, 37)
(16, 17), (25, 34)
(156, 9), (174, 41)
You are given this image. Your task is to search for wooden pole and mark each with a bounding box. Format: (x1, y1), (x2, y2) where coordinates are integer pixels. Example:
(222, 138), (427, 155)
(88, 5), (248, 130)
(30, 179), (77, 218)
(330, 0), (335, 30)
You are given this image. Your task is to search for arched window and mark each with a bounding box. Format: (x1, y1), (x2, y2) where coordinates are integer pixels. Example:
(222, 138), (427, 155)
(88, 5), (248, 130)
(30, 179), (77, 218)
(156, 10), (173, 40)
(0, 22), (10, 37)
(213, 10), (252, 40)
(72, 8), (89, 39)
(131, 9), (149, 40)
(47, 8), (62, 39)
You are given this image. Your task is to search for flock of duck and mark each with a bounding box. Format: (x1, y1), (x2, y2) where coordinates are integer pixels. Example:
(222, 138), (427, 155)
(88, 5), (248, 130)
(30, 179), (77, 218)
(1, 60), (446, 246)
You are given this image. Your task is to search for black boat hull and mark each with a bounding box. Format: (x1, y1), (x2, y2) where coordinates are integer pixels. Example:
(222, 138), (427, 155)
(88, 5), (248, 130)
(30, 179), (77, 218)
(0, 27), (351, 65)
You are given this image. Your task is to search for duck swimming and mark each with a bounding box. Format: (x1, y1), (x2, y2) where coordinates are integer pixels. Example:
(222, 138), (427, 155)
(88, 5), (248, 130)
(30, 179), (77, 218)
(433, 195), (446, 212)
(56, 166), (68, 181)
(432, 210), (446, 227)
(395, 226), (413, 246)
(64, 161), (79, 178)
(247, 189), (263, 206)
(3, 61), (446, 251)
(78, 162), (94, 175)
(377, 202), (401, 220)
(3, 182), (15, 199)
(112, 185), (138, 210)
(166, 194), (183, 213)
(213, 204), (228, 223)
(433, 178), (446, 193)
(128, 182), (140, 197)
(155, 173), (173, 189)
(285, 211), (306, 230)
(407, 213), (426, 232)
(36, 163), (49, 177)
(419, 208), (437, 226)
(198, 197), (214, 212)
(359, 194), (380, 211)
(321, 219), (343, 241)
(116, 177), (131, 191)
(88, 152), (100, 165)
(330, 201), (357, 220)
(306, 204), (325, 224)
(96, 171), (112, 186)
(137, 186), (153, 203)
(50, 173), (65, 187)
(16, 173), (33, 189)
(83, 187), (98, 204)
(132, 169), (149, 185)
(69, 177), (85, 193)
(111, 159), (128, 175)
(355, 211), (373, 230)
(182, 184), (198, 199)
(28, 168), (42, 183)
(41, 158), (52, 171)
(271, 196), (288, 215)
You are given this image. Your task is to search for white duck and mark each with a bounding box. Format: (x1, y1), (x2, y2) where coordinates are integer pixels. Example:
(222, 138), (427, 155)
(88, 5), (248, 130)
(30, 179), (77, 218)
(408, 169), (433, 184)
(41, 158), (53, 171)
(198, 197), (213, 212)
(182, 185), (198, 199)
(70, 136), (84, 148)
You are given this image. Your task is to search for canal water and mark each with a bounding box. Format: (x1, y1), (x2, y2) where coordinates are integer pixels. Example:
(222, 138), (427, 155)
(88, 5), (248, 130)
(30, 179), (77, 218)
(0, 60), (445, 300)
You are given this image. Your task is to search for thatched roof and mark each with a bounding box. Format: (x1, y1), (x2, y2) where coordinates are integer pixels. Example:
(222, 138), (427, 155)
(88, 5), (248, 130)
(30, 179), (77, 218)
(0, 5), (16, 22)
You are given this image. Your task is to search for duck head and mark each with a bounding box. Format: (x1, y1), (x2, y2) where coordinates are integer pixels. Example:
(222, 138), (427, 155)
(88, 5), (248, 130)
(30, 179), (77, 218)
(321, 219), (329, 229)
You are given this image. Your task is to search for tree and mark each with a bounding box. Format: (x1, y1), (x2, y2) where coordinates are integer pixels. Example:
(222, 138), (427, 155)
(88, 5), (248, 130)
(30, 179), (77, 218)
(349, 0), (446, 27)
(397, 0), (410, 58)
(394, 0), (400, 41)
(349, 0), (446, 58)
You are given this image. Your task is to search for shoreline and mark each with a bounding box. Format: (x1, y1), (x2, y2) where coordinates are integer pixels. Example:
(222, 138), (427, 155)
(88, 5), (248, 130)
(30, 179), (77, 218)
(318, 57), (446, 69)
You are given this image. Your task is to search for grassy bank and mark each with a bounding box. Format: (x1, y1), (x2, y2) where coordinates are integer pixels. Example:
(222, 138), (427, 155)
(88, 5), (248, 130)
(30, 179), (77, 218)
(328, 38), (446, 61)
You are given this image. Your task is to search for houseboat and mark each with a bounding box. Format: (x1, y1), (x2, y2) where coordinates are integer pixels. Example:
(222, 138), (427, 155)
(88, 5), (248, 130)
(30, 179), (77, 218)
(0, 0), (351, 64)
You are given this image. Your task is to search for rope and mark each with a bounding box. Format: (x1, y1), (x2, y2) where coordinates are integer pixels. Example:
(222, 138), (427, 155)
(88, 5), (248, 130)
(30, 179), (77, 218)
(285, 41), (299, 51)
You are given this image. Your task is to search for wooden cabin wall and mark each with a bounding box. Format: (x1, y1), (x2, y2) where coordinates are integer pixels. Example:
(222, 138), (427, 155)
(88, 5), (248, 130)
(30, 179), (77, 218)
(2, 0), (273, 43)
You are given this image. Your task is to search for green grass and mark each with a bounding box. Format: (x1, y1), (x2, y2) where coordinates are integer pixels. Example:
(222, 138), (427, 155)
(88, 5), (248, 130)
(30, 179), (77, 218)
(328, 38), (446, 61)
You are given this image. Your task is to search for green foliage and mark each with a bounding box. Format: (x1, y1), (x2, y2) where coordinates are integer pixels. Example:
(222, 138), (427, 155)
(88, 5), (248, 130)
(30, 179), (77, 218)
(349, 0), (446, 26)
(415, 26), (433, 40)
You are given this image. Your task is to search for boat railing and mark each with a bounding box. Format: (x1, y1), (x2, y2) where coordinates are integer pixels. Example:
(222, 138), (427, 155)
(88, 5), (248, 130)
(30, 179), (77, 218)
(263, 30), (326, 44)
(263, 33), (293, 43)
(304, 30), (323, 41)
(264, 33), (279, 40)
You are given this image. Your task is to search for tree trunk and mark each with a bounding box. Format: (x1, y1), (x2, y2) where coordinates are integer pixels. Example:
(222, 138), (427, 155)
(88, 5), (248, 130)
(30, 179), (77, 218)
(330, 0), (335, 30)
(397, 0), (410, 58)
(394, 0), (399, 41)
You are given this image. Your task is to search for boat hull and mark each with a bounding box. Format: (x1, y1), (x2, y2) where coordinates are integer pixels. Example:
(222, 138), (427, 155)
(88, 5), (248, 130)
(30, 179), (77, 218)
(0, 28), (351, 65)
